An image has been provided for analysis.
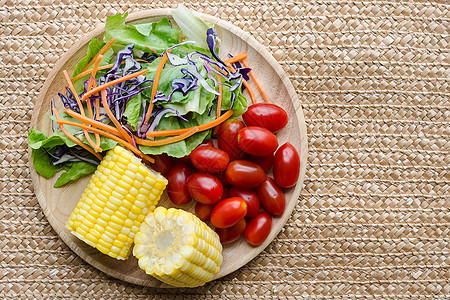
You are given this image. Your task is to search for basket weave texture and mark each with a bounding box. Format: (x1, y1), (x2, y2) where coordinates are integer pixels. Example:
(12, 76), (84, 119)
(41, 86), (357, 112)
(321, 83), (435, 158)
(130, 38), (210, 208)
(2, 0), (449, 298)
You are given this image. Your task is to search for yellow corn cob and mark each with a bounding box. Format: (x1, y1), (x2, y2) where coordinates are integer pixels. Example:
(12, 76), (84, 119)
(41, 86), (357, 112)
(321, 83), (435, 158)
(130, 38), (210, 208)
(65, 145), (168, 260)
(133, 207), (223, 287)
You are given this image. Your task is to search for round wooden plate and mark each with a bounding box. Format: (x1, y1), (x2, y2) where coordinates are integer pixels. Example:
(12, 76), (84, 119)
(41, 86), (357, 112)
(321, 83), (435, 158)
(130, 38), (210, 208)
(29, 9), (308, 287)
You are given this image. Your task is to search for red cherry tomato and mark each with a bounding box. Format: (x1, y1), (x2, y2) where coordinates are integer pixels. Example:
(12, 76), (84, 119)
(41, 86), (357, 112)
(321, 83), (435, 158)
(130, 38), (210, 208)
(225, 160), (266, 189)
(246, 153), (273, 171)
(198, 140), (214, 147)
(229, 187), (260, 218)
(195, 202), (214, 222)
(210, 197), (248, 228)
(186, 173), (223, 205)
(237, 126), (278, 156)
(256, 177), (286, 216)
(149, 154), (173, 176)
(166, 162), (192, 205)
(245, 211), (272, 246)
(215, 219), (246, 244)
(190, 146), (229, 173)
(242, 103), (288, 133)
(218, 119), (246, 160)
(273, 142), (300, 188)
(213, 171), (231, 188)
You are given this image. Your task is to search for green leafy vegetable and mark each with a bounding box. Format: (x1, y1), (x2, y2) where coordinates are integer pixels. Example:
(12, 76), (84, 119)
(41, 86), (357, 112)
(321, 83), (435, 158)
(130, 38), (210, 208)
(54, 161), (97, 188)
(104, 13), (180, 53)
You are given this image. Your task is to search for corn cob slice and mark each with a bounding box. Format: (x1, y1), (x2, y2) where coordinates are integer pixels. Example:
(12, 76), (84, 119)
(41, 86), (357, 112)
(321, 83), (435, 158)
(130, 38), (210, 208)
(133, 207), (223, 287)
(65, 145), (168, 260)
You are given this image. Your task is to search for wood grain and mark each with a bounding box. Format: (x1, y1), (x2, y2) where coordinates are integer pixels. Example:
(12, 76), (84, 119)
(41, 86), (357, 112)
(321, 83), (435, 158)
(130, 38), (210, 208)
(28, 9), (308, 287)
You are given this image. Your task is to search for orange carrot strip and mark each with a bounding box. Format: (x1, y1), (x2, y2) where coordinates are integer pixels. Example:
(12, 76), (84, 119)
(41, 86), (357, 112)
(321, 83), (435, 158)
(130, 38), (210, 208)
(52, 108), (102, 161)
(81, 69), (148, 102)
(64, 107), (120, 136)
(63, 70), (100, 152)
(64, 107), (198, 148)
(242, 58), (271, 103)
(144, 50), (171, 123)
(71, 63), (114, 82)
(213, 74), (223, 135)
(54, 117), (154, 164)
(146, 45), (158, 54)
(242, 80), (257, 105)
(136, 127), (199, 146)
(227, 64), (257, 104)
(147, 110), (233, 138)
(81, 38), (116, 73)
(87, 55), (103, 151)
(100, 90), (133, 144)
(223, 52), (247, 64)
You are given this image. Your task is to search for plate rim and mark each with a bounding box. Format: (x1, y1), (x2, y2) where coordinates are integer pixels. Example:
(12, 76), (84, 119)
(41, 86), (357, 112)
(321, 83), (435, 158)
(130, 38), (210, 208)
(28, 8), (308, 287)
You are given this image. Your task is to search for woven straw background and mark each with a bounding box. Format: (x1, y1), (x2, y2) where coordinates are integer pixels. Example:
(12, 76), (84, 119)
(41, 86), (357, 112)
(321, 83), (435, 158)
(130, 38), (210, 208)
(2, 0), (449, 298)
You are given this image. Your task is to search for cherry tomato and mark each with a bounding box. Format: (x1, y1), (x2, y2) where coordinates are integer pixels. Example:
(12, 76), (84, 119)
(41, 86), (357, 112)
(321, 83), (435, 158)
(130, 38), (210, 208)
(210, 197), (247, 228)
(273, 142), (300, 188)
(245, 211), (272, 246)
(242, 103), (288, 133)
(149, 154), (173, 175)
(246, 153), (273, 171)
(186, 173), (223, 205)
(198, 140), (214, 147)
(190, 146), (229, 173)
(215, 219), (246, 244)
(218, 119), (246, 160)
(225, 160), (266, 189)
(213, 171), (231, 188)
(166, 162), (192, 205)
(237, 126), (278, 156)
(229, 187), (260, 218)
(195, 202), (214, 222)
(256, 177), (286, 216)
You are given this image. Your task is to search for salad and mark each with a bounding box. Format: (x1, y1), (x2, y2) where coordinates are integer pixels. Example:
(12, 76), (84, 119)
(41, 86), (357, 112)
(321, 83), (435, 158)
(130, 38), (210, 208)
(28, 5), (302, 287)
(28, 5), (252, 187)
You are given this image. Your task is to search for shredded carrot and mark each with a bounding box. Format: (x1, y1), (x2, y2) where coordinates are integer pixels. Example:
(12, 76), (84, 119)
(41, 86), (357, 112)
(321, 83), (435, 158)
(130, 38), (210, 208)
(81, 38), (116, 73)
(54, 115), (155, 164)
(63, 70), (100, 152)
(81, 69), (148, 102)
(145, 45), (158, 54)
(242, 58), (271, 103)
(227, 64), (257, 105)
(223, 52), (247, 64)
(64, 107), (198, 148)
(144, 50), (171, 123)
(100, 90), (133, 144)
(52, 108), (102, 161)
(213, 74), (223, 135)
(71, 63), (114, 82)
(87, 55), (103, 151)
(64, 107), (120, 136)
(147, 109), (233, 138)
(136, 127), (199, 146)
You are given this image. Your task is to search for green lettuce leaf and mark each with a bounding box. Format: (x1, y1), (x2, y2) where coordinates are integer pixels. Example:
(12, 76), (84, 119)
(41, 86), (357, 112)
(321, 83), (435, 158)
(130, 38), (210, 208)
(28, 128), (99, 187)
(104, 13), (180, 53)
(139, 106), (215, 158)
(54, 161), (97, 188)
(123, 93), (142, 130)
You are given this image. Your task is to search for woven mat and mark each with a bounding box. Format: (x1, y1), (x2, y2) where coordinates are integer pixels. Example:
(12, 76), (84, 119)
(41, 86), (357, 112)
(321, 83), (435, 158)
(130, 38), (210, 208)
(2, 0), (449, 298)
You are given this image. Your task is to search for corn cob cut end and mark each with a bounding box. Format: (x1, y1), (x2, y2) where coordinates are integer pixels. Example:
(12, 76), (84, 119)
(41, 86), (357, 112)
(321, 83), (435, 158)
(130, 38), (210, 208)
(133, 207), (223, 287)
(65, 145), (168, 260)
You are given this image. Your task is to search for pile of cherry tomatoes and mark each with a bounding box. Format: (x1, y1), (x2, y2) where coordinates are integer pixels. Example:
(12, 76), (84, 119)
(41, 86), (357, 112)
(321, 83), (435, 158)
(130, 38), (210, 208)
(151, 103), (300, 246)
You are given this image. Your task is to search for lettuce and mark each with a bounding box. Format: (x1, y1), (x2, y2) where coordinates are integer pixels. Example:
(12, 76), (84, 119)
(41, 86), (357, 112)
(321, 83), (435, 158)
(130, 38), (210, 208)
(104, 13), (180, 53)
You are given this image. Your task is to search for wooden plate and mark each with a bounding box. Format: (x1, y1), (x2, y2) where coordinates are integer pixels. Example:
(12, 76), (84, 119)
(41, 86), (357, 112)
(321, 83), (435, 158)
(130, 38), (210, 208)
(29, 9), (308, 287)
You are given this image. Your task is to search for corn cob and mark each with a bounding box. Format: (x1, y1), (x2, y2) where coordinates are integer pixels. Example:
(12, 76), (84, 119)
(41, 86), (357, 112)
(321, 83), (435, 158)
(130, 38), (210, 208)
(65, 145), (168, 260)
(133, 207), (223, 287)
